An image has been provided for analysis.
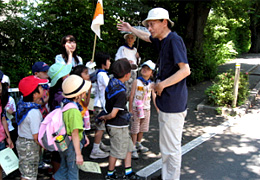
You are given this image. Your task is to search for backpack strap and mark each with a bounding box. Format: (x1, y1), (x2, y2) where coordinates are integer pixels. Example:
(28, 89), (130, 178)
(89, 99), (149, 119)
(62, 102), (78, 112)
(52, 103), (78, 137)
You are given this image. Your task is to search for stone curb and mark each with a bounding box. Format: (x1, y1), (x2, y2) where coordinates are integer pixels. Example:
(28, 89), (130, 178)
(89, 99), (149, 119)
(197, 80), (260, 116)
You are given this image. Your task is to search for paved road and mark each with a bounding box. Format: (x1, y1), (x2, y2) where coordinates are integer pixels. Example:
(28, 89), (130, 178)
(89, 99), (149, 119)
(181, 94), (260, 180)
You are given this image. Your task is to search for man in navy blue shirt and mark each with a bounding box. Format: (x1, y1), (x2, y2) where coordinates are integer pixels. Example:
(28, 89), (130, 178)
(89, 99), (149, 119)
(117, 7), (190, 180)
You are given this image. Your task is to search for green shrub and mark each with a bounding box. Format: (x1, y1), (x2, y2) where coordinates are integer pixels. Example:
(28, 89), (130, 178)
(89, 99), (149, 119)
(205, 69), (249, 107)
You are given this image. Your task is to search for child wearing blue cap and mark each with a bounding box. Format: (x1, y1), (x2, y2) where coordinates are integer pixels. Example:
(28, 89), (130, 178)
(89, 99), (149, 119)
(32, 61), (50, 80)
(32, 61), (50, 119)
(32, 61), (51, 170)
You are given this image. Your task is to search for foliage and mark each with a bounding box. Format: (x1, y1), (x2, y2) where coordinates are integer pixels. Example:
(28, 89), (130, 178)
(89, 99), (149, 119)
(205, 69), (250, 107)
(186, 48), (218, 86)
(0, 0), (258, 87)
(0, 0), (151, 87)
(204, 0), (251, 64)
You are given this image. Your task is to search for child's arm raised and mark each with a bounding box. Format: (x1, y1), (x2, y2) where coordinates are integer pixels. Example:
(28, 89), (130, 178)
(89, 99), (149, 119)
(129, 79), (137, 114)
(72, 129), (84, 165)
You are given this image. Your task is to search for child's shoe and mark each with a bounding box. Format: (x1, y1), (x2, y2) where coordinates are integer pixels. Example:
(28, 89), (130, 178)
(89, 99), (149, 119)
(131, 150), (139, 159)
(100, 141), (111, 152)
(123, 172), (143, 180)
(38, 162), (52, 169)
(105, 172), (119, 180)
(136, 143), (149, 153)
(90, 148), (109, 159)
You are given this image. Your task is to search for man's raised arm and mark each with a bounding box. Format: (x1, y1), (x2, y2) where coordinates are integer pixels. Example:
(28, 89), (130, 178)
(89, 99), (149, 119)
(117, 20), (151, 43)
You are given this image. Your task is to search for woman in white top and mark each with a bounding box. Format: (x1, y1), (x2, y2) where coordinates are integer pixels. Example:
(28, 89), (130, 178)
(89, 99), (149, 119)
(55, 35), (83, 67)
(115, 33), (139, 99)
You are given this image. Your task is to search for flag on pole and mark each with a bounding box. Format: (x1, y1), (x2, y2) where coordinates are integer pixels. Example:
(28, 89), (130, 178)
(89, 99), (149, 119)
(91, 0), (104, 40)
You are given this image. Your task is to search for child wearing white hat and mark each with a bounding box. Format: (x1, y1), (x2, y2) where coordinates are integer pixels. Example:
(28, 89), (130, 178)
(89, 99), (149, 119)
(129, 60), (158, 159)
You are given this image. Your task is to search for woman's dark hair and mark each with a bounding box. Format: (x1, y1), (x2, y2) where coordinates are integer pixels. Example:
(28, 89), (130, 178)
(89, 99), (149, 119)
(1, 83), (9, 110)
(61, 35), (79, 64)
(71, 65), (88, 76)
(48, 78), (63, 111)
(95, 52), (110, 69)
(23, 85), (40, 102)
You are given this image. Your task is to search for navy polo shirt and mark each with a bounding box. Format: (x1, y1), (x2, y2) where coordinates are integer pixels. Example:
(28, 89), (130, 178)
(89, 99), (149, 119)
(150, 32), (189, 113)
(105, 85), (129, 127)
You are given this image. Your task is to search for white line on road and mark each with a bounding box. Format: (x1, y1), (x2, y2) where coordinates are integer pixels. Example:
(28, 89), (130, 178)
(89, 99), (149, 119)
(136, 117), (237, 179)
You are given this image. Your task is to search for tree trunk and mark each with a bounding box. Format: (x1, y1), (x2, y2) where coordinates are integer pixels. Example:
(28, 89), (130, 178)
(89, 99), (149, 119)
(249, 1), (260, 53)
(178, 2), (211, 51)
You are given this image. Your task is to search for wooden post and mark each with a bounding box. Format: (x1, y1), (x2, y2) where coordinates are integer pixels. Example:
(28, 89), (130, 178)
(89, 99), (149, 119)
(232, 63), (241, 107)
(91, 34), (97, 62)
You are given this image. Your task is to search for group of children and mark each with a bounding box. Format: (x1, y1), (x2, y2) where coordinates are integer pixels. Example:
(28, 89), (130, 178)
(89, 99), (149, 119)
(0, 34), (158, 180)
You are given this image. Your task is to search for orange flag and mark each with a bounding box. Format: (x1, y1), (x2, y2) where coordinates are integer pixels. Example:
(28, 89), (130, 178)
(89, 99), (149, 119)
(91, 0), (104, 40)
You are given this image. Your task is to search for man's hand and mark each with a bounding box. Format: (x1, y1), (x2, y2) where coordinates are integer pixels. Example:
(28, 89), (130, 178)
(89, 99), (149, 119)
(117, 20), (132, 32)
(154, 82), (165, 96)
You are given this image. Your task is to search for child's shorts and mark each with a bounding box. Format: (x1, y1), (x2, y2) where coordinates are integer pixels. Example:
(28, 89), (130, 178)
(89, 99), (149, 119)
(107, 126), (134, 159)
(16, 136), (40, 180)
(131, 109), (151, 134)
(93, 107), (106, 131)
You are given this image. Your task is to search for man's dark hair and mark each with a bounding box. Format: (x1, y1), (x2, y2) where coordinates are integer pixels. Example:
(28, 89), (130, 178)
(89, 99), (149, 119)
(95, 52), (110, 69)
(159, 19), (172, 30)
(23, 85), (40, 102)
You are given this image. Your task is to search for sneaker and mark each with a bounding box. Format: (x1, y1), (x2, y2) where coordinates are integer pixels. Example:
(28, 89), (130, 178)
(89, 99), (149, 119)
(131, 150), (139, 160)
(136, 143), (149, 153)
(100, 142), (111, 152)
(38, 162), (52, 170)
(90, 149), (109, 159)
(105, 172), (119, 180)
(123, 172), (143, 180)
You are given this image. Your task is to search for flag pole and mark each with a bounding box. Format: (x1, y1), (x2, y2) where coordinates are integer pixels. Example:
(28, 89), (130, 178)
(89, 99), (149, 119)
(91, 34), (97, 62)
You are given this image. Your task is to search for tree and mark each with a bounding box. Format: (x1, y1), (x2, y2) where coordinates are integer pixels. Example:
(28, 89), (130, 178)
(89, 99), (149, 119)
(1, 0), (257, 87)
(178, 1), (211, 51)
(249, 0), (260, 53)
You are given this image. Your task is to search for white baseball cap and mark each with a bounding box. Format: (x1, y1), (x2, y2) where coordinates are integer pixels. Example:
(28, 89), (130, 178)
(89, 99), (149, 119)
(124, 33), (136, 41)
(142, 7), (174, 28)
(141, 60), (156, 70)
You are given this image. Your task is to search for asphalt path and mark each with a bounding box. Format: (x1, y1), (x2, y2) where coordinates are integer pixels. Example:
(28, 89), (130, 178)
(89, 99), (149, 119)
(181, 93), (260, 180)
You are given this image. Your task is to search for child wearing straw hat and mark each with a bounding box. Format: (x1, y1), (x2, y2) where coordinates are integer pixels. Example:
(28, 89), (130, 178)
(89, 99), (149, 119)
(47, 62), (72, 175)
(53, 75), (91, 180)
